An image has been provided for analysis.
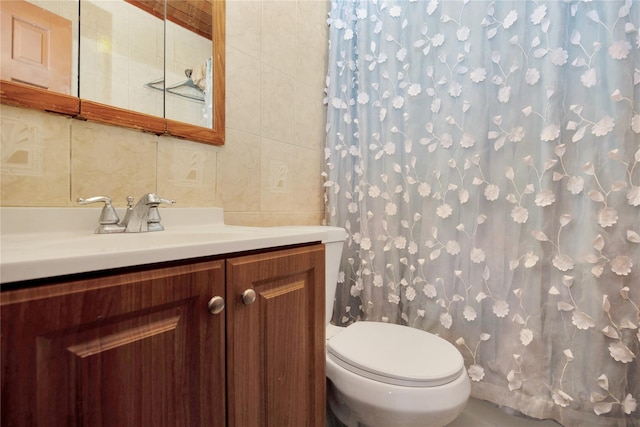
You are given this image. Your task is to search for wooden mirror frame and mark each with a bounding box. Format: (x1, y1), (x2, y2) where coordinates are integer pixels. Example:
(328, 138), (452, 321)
(0, 0), (225, 146)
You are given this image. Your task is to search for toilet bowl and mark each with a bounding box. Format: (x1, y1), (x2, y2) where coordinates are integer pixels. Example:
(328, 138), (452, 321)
(326, 322), (471, 427)
(286, 226), (470, 427)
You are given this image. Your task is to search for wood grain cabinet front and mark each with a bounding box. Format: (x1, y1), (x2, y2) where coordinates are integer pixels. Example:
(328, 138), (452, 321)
(1, 243), (325, 427)
(1, 259), (226, 427)
(226, 244), (326, 427)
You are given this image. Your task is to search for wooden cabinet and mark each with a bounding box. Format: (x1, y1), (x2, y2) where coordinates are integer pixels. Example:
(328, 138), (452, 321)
(226, 245), (326, 427)
(1, 244), (325, 427)
(1, 259), (226, 427)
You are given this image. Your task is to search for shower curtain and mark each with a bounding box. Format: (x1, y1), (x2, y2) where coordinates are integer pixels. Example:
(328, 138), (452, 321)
(323, 1), (639, 426)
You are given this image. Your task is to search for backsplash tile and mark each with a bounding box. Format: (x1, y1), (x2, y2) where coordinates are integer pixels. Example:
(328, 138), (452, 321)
(1, 106), (71, 206)
(260, 211), (325, 226)
(157, 136), (218, 206)
(216, 129), (261, 212)
(293, 146), (324, 212)
(71, 120), (157, 206)
(261, 137), (295, 212)
(1, 116), (44, 177)
(268, 160), (289, 193)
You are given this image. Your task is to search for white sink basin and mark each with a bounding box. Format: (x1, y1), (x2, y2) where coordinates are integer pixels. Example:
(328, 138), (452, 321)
(0, 207), (329, 284)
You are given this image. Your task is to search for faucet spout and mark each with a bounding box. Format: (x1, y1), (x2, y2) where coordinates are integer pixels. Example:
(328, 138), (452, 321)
(123, 193), (175, 233)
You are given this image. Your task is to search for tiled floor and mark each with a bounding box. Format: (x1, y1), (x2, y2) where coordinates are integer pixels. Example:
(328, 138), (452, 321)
(328, 397), (564, 427)
(446, 398), (562, 427)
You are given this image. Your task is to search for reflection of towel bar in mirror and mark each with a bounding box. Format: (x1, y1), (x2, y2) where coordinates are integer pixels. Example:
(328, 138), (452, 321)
(144, 77), (205, 102)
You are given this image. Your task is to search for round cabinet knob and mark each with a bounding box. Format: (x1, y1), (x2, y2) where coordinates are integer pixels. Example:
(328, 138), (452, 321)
(241, 289), (257, 305)
(207, 296), (225, 315)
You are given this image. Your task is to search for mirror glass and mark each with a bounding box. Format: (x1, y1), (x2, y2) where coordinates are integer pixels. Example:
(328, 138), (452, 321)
(164, 1), (213, 128)
(79, 0), (164, 117)
(79, 0), (214, 128)
(2, 0), (223, 145)
(0, 0), (79, 97)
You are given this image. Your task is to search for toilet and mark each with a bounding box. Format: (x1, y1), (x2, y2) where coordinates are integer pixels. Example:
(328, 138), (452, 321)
(318, 226), (471, 427)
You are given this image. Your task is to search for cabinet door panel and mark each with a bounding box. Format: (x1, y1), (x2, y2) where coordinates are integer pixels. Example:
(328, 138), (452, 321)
(39, 309), (184, 426)
(1, 260), (225, 427)
(262, 278), (307, 426)
(226, 245), (326, 427)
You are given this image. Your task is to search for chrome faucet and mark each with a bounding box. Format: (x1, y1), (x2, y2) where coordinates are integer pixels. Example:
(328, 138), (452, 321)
(123, 193), (175, 232)
(77, 194), (175, 234)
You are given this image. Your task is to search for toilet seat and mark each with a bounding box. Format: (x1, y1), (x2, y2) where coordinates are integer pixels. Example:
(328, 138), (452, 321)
(327, 322), (465, 387)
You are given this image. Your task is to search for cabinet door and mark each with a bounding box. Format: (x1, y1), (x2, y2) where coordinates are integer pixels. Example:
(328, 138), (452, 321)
(226, 244), (326, 427)
(1, 260), (226, 427)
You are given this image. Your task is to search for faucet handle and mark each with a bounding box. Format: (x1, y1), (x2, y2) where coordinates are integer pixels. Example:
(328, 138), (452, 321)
(77, 196), (120, 224)
(77, 195), (112, 205)
(138, 193), (175, 206)
(77, 196), (126, 233)
(146, 196), (175, 232)
(158, 197), (176, 206)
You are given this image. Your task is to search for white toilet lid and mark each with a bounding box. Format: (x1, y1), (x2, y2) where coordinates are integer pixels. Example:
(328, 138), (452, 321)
(327, 322), (465, 387)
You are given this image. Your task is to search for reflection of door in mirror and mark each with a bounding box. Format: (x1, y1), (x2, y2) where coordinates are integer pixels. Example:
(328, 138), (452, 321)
(0, 0), (77, 96)
(79, 0), (164, 118)
(163, 1), (213, 129)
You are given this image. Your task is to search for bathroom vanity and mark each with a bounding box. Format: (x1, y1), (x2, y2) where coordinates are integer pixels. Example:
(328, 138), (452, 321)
(0, 207), (327, 427)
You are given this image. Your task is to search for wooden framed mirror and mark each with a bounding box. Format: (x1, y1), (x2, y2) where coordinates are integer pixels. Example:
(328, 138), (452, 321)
(163, 0), (225, 144)
(0, 0), (225, 146)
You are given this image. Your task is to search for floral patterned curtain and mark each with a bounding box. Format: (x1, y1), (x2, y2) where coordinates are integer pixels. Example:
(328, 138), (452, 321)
(323, 1), (639, 425)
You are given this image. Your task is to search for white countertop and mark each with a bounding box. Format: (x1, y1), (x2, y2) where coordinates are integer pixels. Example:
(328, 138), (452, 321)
(1, 207), (338, 284)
